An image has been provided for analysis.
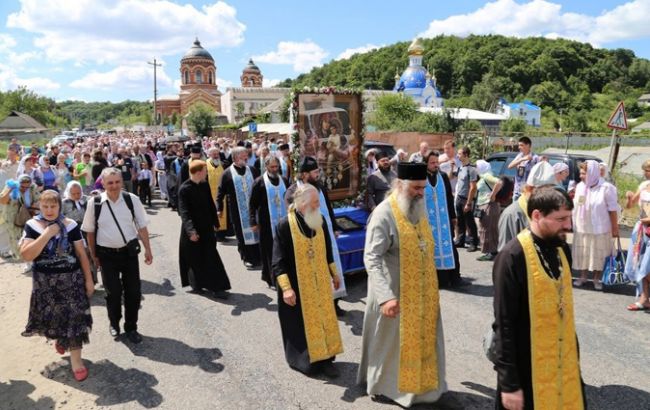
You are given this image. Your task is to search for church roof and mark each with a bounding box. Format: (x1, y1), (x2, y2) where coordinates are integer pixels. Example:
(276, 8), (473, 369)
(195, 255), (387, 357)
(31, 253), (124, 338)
(182, 38), (214, 61)
(243, 58), (261, 74)
(407, 38), (424, 56)
(398, 65), (428, 91)
(0, 110), (47, 131)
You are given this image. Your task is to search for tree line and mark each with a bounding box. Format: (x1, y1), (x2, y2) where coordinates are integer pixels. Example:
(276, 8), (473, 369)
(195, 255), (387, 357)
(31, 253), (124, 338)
(279, 35), (650, 132)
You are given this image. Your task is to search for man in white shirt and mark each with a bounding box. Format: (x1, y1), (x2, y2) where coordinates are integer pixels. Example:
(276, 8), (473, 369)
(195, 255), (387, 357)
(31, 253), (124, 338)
(82, 167), (152, 344)
(408, 141), (429, 163)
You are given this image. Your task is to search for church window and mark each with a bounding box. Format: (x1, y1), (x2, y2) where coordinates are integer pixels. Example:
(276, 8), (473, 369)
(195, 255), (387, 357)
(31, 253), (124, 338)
(183, 70), (189, 84)
(208, 71), (213, 84)
(196, 69), (203, 84)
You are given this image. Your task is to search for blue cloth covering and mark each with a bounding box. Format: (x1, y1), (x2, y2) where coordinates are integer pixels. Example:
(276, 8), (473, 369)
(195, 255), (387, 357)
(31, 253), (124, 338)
(425, 173), (456, 270)
(625, 221), (650, 296)
(333, 207), (369, 274)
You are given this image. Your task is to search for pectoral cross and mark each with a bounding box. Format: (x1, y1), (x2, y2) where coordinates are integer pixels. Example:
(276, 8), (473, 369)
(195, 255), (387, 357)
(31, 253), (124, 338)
(307, 246), (315, 259)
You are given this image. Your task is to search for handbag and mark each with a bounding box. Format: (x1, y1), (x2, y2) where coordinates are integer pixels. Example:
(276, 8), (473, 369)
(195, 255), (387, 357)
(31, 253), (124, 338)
(601, 237), (628, 286)
(483, 325), (497, 363)
(13, 199), (32, 228)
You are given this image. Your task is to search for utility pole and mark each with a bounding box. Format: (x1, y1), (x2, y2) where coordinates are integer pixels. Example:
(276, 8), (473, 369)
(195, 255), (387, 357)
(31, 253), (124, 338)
(147, 58), (162, 125)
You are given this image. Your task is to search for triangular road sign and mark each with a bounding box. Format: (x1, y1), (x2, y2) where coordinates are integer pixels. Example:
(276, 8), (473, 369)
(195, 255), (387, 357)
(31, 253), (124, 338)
(607, 101), (628, 130)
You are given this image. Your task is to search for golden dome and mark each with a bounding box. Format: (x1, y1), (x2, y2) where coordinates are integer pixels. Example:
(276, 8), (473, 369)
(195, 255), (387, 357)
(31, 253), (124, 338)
(407, 38), (424, 56)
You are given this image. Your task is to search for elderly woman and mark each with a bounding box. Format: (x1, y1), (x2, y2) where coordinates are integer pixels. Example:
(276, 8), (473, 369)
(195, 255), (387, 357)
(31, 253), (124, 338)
(0, 174), (40, 260)
(62, 180), (97, 284)
(624, 159), (650, 311)
(19, 190), (93, 381)
(475, 160), (503, 261)
(572, 160), (619, 290)
(40, 156), (58, 191)
(55, 153), (73, 192)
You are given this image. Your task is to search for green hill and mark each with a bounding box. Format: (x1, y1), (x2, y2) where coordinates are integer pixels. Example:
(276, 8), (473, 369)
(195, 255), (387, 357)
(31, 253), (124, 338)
(278, 35), (650, 131)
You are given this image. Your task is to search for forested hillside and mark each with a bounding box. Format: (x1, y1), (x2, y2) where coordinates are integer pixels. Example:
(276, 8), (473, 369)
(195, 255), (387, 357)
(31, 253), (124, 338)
(279, 35), (650, 131)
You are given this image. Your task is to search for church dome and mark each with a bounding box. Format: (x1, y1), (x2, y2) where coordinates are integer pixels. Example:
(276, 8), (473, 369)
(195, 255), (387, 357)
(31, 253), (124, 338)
(243, 58), (261, 74)
(407, 38), (424, 56)
(399, 65), (428, 90)
(182, 38), (214, 61)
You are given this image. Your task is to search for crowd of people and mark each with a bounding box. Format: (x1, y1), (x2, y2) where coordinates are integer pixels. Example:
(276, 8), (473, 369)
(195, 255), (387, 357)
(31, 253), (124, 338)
(0, 130), (648, 408)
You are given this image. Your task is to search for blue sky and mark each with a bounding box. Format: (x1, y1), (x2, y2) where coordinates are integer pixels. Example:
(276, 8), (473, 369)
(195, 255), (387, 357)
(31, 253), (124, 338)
(0, 0), (649, 103)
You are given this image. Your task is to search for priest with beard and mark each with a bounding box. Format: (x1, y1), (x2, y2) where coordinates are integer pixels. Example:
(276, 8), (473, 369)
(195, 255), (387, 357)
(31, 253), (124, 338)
(249, 154), (289, 287)
(358, 162), (447, 407)
(217, 146), (261, 268)
(285, 156), (348, 314)
(272, 184), (343, 378)
(366, 151), (396, 211)
(424, 151), (470, 288)
(492, 186), (586, 410)
(178, 160), (231, 298)
(206, 146), (230, 242)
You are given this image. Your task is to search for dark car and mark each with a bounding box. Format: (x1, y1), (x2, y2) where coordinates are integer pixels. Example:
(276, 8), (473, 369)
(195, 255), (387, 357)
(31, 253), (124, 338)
(486, 151), (603, 190)
(363, 140), (396, 160)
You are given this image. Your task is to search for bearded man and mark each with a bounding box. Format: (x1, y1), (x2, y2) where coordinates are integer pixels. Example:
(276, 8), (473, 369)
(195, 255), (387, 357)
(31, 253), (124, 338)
(358, 162), (447, 407)
(492, 186), (586, 410)
(272, 184), (343, 378)
(217, 146), (261, 268)
(366, 151), (396, 211)
(250, 154), (289, 287)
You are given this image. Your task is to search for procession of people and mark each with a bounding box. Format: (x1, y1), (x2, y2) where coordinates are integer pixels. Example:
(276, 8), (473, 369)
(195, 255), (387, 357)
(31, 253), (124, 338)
(2, 130), (646, 409)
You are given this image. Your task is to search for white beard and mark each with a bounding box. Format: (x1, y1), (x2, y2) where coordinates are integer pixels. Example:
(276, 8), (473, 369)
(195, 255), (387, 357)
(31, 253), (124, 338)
(303, 207), (322, 231)
(396, 192), (425, 225)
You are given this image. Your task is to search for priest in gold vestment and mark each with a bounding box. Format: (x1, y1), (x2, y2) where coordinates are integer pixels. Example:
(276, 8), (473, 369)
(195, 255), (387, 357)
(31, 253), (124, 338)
(358, 162), (447, 407)
(272, 184), (343, 378)
(492, 186), (586, 410)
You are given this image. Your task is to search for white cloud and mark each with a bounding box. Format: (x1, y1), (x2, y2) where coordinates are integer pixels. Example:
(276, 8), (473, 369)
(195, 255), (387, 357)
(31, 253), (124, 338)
(7, 0), (246, 65)
(419, 0), (650, 46)
(0, 63), (60, 93)
(69, 64), (173, 91)
(216, 78), (233, 89)
(336, 44), (382, 60)
(263, 78), (281, 87)
(0, 33), (17, 53)
(254, 40), (329, 72)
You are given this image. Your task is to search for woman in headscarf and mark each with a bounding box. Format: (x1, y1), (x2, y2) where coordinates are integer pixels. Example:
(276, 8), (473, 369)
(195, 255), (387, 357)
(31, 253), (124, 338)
(39, 155), (57, 191)
(62, 180), (97, 285)
(0, 174), (40, 261)
(572, 160), (619, 290)
(55, 153), (73, 193)
(19, 190), (93, 381)
(475, 159), (503, 261)
(624, 159), (650, 311)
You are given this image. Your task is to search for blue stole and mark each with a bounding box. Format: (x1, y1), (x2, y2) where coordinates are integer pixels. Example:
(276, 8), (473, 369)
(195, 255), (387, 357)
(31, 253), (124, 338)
(231, 166), (259, 245)
(425, 173), (456, 270)
(298, 181), (347, 298)
(263, 172), (287, 239)
(174, 158), (182, 175)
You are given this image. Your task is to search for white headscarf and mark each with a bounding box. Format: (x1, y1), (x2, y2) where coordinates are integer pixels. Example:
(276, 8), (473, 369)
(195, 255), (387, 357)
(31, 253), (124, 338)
(476, 160), (491, 176)
(63, 180), (83, 200)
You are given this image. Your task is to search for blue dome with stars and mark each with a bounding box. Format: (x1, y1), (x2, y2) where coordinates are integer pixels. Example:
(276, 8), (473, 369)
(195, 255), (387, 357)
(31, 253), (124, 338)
(399, 66), (428, 91)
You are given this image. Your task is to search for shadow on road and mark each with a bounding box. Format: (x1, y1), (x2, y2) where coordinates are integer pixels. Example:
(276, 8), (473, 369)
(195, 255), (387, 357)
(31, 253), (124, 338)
(339, 309), (364, 336)
(141, 278), (175, 297)
(121, 335), (224, 374)
(0, 379), (56, 410)
(41, 358), (163, 408)
(216, 292), (278, 316)
(586, 384), (650, 410)
(445, 279), (494, 297)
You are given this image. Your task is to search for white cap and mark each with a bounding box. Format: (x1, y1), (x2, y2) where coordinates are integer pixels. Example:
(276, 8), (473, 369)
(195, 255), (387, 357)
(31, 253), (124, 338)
(526, 161), (556, 187)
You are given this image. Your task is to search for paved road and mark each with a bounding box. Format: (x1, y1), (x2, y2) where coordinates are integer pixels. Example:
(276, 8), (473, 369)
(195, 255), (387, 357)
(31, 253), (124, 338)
(1, 199), (649, 409)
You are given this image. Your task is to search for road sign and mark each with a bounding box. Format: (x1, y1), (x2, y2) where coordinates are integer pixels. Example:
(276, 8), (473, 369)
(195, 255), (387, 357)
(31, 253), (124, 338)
(248, 121), (257, 133)
(607, 101), (628, 130)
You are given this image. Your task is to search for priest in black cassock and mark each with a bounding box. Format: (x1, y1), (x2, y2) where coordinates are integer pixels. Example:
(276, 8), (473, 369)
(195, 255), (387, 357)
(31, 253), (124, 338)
(272, 184), (343, 378)
(179, 144), (203, 186)
(217, 146), (261, 268)
(178, 160), (231, 298)
(165, 148), (184, 210)
(249, 154), (289, 287)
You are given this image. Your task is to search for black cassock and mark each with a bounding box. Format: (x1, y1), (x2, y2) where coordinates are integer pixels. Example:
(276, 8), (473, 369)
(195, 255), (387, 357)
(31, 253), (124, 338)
(216, 164), (261, 265)
(165, 155), (183, 209)
(272, 213), (335, 373)
(249, 173), (289, 287)
(492, 234), (585, 410)
(178, 179), (230, 292)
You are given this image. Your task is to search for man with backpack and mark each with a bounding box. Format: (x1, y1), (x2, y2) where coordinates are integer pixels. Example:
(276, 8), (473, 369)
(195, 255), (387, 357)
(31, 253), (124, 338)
(82, 167), (152, 344)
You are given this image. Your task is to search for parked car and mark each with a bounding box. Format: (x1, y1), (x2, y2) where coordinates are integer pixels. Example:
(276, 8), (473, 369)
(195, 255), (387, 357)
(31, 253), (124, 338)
(49, 135), (76, 147)
(486, 151), (603, 190)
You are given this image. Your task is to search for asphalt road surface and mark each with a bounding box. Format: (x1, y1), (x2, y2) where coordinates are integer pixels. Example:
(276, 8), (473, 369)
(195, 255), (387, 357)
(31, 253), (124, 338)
(1, 198), (649, 410)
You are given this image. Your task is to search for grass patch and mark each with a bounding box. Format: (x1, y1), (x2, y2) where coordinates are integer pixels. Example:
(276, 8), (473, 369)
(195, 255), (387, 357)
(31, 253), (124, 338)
(0, 137), (50, 159)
